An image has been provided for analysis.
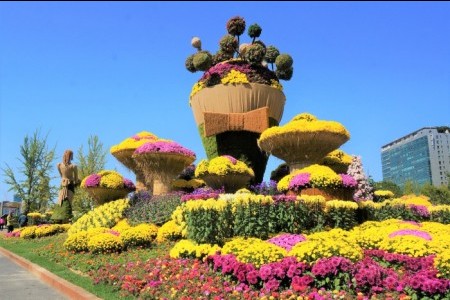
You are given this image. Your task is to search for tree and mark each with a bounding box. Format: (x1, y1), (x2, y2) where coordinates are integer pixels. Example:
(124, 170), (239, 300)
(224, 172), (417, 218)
(420, 182), (450, 205)
(373, 180), (402, 198)
(2, 130), (56, 214)
(347, 155), (373, 201)
(71, 135), (107, 217)
(402, 180), (421, 196)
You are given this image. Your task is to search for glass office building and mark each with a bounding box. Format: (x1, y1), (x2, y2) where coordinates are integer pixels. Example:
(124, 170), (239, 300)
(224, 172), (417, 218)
(381, 127), (450, 187)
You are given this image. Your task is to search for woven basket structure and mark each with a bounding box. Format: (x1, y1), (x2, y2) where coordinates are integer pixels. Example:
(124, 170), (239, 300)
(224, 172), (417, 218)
(296, 187), (354, 201)
(258, 131), (349, 173)
(85, 187), (132, 206)
(200, 173), (253, 193)
(133, 152), (195, 195)
(111, 148), (148, 191)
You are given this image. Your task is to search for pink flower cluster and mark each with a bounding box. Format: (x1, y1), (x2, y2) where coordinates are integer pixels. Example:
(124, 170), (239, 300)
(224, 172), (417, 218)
(272, 195), (297, 204)
(409, 204), (430, 218)
(181, 193), (220, 202)
(388, 229), (432, 241)
(267, 234), (306, 251)
(84, 174), (101, 188)
(311, 257), (353, 277)
(134, 141), (196, 158)
(340, 174), (358, 188)
(123, 178), (135, 190)
(288, 173), (310, 191)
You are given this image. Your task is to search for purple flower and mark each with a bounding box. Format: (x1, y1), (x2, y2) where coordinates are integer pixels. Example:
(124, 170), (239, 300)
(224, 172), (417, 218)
(123, 178), (136, 190)
(388, 229), (432, 241)
(134, 141), (196, 158)
(340, 174), (357, 188)
(267, 234), (306, 251)
(272, 195), (297, 204)
(288, 173), (310, 191)
(409, 204), (430, 218)
(84, 174), (101, 187)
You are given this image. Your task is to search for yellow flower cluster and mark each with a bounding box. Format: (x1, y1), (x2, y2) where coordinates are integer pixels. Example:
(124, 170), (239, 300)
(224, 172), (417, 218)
(429, 205), (450, 213)
(189, 81), (205, 100)
(169, 239), (220, 259)
(110, 131), (158, 153)
(68, 199), (130, 235)
(184, 198), (229, 212)
(87, 232), (124, 254)
(156, 220), (183, 242)
(99, 170), (125, 189)
(232, 194), (274, 209)
(321, 149), (352, 171)
(64, 231), (89, 252)
(111, 219), (132, 234)
(18, 224), (69, 239)
(270, 79), (283, 91)
(220, 70), (249, 85)
(374, 190), (395, 199)
(435, 249), (450, 278)
(289, 229), (362, 263)
(195, 156), (255, 177)
(325, 200), (358, 212)
(259, 113), (350, 141)
(378, 235), (434, 257)
(27, 212), (44, 219)
(170, 206), (188, 238)
(278, 164), (342, 191)
(121, 223), (159, 248)
(221, 237), (287, 267)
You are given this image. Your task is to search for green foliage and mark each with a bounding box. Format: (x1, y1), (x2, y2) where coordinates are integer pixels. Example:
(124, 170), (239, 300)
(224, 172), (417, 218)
(192, 51), (213, 71)
(275, 54), (293, 69)
(244, 43), (266, 65)
(226, 16), (246, 36)
(275, 66), (293, 80)
(125, 192), (182, 226)
(72, 135), (107, 215)
(402, 180), (421, 195)
(420, 183), (450, 205)
(269, 201), (312, 233)
(247, 23), (262, 39)
(185, 54), (196, 72)
(233, 200), (271, 239)
(430, 208), (450, 224)
(373, 180), (402, 198)
(185, 204), (233, 245)
(212, 50), (234, 65)
(326, 207), (357, 230)
(219, 34), (238, 54)
(2, 129), (56, 214)
(264, 45), (280, 64)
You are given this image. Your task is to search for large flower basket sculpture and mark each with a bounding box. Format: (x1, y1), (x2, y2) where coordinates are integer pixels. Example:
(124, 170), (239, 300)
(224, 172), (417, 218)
(186, 16), (294, 183)
(133, 141), (196, 195)
(81, 170), (136, 206)
(110, 131), (158, 192)
(258, 113), (350, 173)
(195, 155), (254, 193)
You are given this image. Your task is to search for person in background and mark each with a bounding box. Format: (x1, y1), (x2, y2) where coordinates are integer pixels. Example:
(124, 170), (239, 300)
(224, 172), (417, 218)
(0, 216), (5, 230)
(18, 213), (28, 228)
(6, 211), (14, 233)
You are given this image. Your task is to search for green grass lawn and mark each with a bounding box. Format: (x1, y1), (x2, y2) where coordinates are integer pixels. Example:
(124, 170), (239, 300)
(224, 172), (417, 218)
(0, 233), (174, 300)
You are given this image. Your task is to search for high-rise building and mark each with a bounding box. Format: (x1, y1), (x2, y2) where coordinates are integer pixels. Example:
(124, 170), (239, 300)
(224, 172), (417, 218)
(381, 127), (450, 187)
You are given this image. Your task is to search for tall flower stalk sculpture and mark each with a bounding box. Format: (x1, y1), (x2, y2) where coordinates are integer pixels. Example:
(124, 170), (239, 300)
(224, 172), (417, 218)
(186, 16), (294, 183)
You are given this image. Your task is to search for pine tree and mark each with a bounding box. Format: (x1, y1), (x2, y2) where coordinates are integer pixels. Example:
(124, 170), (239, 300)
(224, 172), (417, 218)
(347, 155), (373, 201)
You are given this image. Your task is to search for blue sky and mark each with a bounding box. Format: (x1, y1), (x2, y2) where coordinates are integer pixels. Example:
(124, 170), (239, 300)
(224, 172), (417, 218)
(1, 2), (449, 201)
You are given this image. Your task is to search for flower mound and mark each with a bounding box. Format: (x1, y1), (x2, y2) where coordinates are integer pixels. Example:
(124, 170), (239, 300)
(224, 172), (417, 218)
(81, 170), (136, 190)
(195, 155), (254, 177)
(110, 131), (158, 153)
(134, 140), (196, 158)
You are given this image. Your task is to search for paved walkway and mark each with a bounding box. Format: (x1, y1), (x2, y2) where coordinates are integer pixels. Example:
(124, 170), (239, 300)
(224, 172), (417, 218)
(0, 244), (101, 300)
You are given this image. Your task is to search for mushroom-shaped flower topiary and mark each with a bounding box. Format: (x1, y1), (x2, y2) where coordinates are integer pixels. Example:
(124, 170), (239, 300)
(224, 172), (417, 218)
(195, 155), (254, 193)
(258, 113), (350, 173)
(133, 140), (196, 195)
(81, 170), (136, 206)
(277, 164), (357, 200)
(110, 131), (158, 191)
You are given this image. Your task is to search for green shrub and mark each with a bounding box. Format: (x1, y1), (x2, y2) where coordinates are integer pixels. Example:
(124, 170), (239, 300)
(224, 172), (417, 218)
(125, 192), (182, 226)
